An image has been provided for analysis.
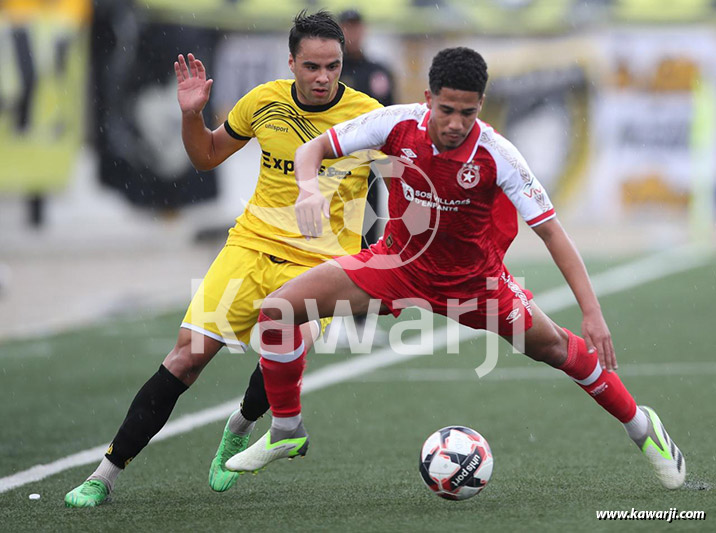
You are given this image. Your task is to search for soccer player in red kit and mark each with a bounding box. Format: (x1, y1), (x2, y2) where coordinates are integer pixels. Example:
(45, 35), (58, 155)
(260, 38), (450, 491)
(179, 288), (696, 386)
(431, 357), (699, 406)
(227, 47), (685, 490)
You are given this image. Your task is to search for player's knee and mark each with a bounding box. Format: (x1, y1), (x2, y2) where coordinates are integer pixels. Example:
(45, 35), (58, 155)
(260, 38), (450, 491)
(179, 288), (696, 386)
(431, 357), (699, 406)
(261, 291), (289, 322)
(163, 343), (199, 377)
(261, 287), (309, 324)
(529, 334), (567, 367)
(162, 332), (216, 384)
(260, 303), (283, 322)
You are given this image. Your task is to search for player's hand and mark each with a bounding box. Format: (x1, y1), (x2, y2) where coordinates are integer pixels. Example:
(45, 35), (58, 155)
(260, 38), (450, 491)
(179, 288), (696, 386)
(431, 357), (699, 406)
(295, 183), (330, 239)
(174, 53), (213, 115)
(581, 310), (617, 372)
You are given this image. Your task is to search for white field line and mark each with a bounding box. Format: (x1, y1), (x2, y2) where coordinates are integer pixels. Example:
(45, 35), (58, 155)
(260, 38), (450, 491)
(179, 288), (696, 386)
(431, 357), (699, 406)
(354, 361), (716, 383)
(0, 246), (710, 493)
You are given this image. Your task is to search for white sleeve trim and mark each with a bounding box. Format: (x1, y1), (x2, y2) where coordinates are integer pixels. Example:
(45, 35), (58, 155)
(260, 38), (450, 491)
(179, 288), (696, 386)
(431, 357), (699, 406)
(328, 127), (341, 157)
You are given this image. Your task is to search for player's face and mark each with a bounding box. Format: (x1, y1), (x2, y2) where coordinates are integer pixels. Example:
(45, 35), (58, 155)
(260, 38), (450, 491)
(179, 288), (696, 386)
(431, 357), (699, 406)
(425, 88), (484, 151)
(289, 37), (343, 106)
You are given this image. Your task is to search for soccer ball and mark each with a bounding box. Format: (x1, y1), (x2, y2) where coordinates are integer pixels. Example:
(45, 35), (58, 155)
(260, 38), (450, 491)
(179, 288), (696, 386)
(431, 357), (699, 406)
(419, 426), (493, 501)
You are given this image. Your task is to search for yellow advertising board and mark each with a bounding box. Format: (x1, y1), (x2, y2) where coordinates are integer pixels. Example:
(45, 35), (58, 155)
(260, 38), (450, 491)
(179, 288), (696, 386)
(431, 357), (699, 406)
(0, 0), (90, 193)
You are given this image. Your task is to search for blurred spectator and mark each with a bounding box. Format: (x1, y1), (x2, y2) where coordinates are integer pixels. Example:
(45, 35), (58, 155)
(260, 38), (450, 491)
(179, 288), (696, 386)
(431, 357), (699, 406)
(339, 8), (395, 249)
(339, 9), (394, 107)
(335, 9), (395, 346)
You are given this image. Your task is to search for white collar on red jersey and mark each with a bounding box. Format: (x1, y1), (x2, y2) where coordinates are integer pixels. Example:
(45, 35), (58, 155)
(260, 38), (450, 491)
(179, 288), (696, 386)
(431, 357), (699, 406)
(418, 108), (482, 163)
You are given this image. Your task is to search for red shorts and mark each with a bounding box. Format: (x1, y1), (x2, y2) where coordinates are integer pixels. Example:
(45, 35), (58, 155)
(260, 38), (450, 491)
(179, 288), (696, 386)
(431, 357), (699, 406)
(335, 241), (534, 336)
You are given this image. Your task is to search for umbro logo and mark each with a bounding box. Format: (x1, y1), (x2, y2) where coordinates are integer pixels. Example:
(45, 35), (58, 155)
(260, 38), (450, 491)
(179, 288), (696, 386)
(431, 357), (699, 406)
(401, 148), (417, 160)
(506, 308), (521, 324)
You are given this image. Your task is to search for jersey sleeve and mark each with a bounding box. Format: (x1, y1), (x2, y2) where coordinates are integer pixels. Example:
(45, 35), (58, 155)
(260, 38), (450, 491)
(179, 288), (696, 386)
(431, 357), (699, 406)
(328, 104), (424, 157)
(487, 132), (556, 228)
(224, 85), (262, 140)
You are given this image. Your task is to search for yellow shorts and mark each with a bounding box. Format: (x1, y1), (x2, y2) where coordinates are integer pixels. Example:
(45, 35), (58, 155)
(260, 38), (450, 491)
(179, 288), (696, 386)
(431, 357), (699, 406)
(181, 245), (330, 352)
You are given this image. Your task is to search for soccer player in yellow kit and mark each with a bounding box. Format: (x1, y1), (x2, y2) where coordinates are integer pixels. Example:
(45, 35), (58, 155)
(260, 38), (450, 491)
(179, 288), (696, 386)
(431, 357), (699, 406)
(65, 10), (381, 507)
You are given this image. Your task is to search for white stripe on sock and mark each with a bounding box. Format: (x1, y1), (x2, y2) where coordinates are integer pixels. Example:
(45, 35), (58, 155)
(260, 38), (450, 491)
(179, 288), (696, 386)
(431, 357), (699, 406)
(260, 341), (305, 363)
(573, 359), (602, 386)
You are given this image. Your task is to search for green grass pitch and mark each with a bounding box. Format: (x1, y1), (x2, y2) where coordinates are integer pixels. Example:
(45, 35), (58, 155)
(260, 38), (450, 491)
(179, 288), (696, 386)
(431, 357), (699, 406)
(0, 257), (714, 531)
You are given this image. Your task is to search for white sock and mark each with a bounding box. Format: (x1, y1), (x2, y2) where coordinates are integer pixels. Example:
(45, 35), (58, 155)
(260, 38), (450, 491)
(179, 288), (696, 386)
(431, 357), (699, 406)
(271, 414), (302, 432)
(623, 407), (649, 441)
(228, 410), (256, 436)
(88, 457), (121, 493)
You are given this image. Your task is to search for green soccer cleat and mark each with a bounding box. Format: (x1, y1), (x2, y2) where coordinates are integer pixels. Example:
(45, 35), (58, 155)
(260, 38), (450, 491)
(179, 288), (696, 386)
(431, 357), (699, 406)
(208, 413), (252, 492)
(634, 406), (685, 489)
(225, 422), (309, 473)
(64, 479), (110, 508)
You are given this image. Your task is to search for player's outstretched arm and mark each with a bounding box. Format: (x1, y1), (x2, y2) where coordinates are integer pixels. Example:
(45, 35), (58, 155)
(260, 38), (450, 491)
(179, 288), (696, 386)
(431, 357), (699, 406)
(294, 105), (395, 237)
(175, 53), (248, 171)
(531, 218), (617, 372)
(294, 134), (334, 239)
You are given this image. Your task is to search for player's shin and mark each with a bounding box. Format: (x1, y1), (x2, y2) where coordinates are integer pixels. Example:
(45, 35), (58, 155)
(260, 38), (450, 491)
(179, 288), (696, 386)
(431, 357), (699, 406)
(209, 365), (266, 492)
(66, 364), (188, 506)
(231, 362), (269, 433)
(106, 364), (189, 469)
(222, 311), (309, 472)
(558, 329), (637, 423)
(558, 329), (684, 488)
(258, 310), (306, 426)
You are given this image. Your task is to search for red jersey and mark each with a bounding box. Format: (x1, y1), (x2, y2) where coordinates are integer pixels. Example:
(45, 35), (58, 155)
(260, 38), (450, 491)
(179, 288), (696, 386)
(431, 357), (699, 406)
(328, 103), (555, 297)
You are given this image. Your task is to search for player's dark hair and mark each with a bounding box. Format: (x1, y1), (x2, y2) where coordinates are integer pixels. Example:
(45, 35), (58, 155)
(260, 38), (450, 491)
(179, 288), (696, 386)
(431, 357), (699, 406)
(289, 9), (345, 57)
(429, 47), (488, 95)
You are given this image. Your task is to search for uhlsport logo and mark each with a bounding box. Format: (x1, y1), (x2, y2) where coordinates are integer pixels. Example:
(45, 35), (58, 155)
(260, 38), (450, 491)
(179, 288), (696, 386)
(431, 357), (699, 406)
(451, 454), (482, 487)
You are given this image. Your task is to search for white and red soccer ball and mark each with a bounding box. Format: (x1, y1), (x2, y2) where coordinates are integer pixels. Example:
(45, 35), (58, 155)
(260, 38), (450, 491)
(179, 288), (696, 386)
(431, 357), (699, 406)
(419, 426), (493, 501)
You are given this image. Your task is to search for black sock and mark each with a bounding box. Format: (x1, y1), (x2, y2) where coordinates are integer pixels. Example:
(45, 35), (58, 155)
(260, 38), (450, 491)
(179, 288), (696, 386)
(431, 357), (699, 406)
(240, 362), (270, 421)
(105, 364), (188, 468)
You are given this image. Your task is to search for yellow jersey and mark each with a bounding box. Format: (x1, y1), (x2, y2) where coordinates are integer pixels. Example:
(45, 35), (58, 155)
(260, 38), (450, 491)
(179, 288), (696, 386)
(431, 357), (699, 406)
(224, 80), (381, 267)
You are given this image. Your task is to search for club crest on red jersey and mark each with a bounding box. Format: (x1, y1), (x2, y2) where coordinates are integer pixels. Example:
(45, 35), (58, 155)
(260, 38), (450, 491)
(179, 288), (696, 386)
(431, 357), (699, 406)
(457, 162), (480, 189)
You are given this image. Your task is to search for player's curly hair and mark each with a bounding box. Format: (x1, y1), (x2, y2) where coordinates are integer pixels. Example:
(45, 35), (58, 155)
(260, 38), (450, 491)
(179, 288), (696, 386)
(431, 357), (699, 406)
(429, 47), (488, 95)
(289, 9), (345, 57)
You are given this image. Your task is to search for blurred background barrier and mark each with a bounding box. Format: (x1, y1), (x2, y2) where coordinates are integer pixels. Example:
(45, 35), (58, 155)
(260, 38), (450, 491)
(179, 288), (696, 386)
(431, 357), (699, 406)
(0, 0), (90, 198)
(1, 0), (714, 227)
(91, 0), (218, 210)
(0, 0), (714, 336)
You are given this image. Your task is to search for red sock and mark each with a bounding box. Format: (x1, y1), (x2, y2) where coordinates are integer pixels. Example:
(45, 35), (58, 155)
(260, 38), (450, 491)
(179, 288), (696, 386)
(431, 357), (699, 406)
(559, 329), (637, 423)
(257, 310), (306, 418)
